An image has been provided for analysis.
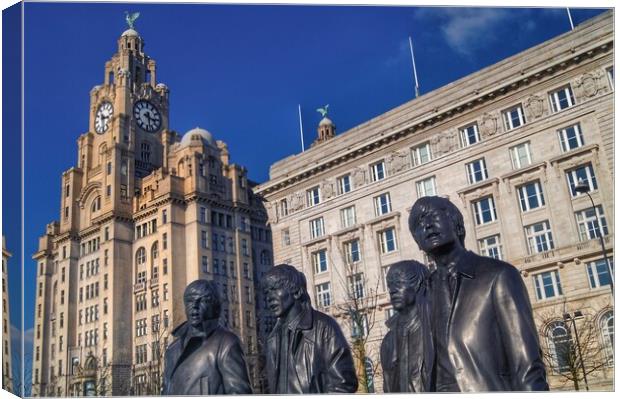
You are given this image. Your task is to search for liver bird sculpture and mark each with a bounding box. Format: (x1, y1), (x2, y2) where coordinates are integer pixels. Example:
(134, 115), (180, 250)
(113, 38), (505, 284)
(316, 104), (329, 117)
(125, 11), (140, 29)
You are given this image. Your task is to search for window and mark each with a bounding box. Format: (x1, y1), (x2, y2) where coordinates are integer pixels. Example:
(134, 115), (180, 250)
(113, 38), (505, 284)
(281, 228), (290, 246)
(509, 142), (532, 169)
(348, 273), (365, 299)
(503, 104), (526, 130)
(472, 197), (497, 225)
(587, 258), (614, 289)
(607, 66), (614, 89)
(459, 123), (480, 147)
(534, 270), (563, 300)
(307, 186), (321, 207)
(466, 158), (488, 184)
(370, 160), (386, 182)
(337, 174), (352, 194)
(162, 209), (168, 224)
(416, 176), (437, 197)
(373, 193), (392, 216)
(200, 207), (207, 223)
(600, 311), (614, 365)
(279, 199), (288, 217)
(309, 217), (325, 239)
(312, 250), (328, 274)
(378, 228), (397, 254)
(340, 206), (356, 228)
(351, 314), (369, 339)
(141, 142), (151, 163)
(315, 282), (331, 307)
(411, 142), (432, 166)
(91, 196), (101, 213)
(566, 163), (598, 197)
(546, 321), (571, 372)
(201, 256), (209, 273)
(517, 181), (545, 212)
(478, 235), (503, 260)
(136, 247), (146, 265)
(136, 344), (148, 364)
(549, 85), (575, 113)
(558, 124), (585, 152)
(136, 318), (147, 337)
(575, 206), (608, 241)
(344, 239), (361, 264)
(525, 221), (555, 254)
(243, 263), (250, 279)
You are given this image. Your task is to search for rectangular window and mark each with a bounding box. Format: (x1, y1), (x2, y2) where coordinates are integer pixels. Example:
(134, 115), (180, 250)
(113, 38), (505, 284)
(312, 250), (328, 274)
(340, 206), (356, 228)
(587, 258), (614, 288)
(549, 85), (575, 113)
(281, 228), (290, 246)
(503, 104), (526, 130)
(459, 123), (480, 147)
(315, 282), (332, 307)
(279, 199), (288, 217)
(344, 239), (361, 264)
(517, 181), (545, 212)
(348, 273), (365, 299)
(307, 186), (321, 207)
(566, 163), (598, 197)
(558, 124), (585, 152)
(416, 176), (437, 197)
(201, 256), (209, 273)
(411, 142), (432, 166)
(509, 142), (532, 169)
(466, 158), (488, 184)
(378, 228), (397, 254)
(607, 66), (614, 89)
(200, 207), (207, 223)
(525, 220), (555, 254)
(373, 193), (392, 216)
(533, 270), (563, 300)
(162, 209), (168, 224)
(163, 233), (167, 250)
(370, 160), (386, 182)
(201, 230), (208, 249)
(575, 206), (608, 241)
(472, 196), (497, 225)
(337, 174), (352, 195)
(478, 235), (503, 260)
(242, 239), (249, 256)
(309, 217), (325, 239)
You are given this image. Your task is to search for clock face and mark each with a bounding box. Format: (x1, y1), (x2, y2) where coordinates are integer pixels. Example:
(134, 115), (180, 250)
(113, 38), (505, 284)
(95, 102), (113, 133)
(133, 100), (162, 132)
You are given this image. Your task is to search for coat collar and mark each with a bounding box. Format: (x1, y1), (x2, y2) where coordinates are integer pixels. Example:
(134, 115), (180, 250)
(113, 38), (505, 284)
(268, 304), (314, 340)
(429, 250), (477, 280)
(385, 309), (420, 332)
(172, 319), (220, 343)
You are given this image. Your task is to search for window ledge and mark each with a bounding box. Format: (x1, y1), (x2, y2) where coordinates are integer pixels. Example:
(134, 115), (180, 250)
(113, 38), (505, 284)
(501, 161), (547, 182)
(457, 177), (500, 197)
(366, 211), (400, 226)
(549, 143), (599, 166)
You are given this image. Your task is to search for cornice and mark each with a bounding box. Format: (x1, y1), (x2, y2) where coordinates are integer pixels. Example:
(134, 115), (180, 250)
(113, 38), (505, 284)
(255, 35), (612, 196)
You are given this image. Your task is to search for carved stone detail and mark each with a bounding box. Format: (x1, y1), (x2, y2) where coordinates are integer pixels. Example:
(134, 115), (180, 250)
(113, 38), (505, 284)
(524, 94), (545, 120)
(351, 167), (366, 188)
(574, 70), (605, 100)
(387, 150), (410, 174)
(480, 112), (499, 138)
(289, 191), (305, 212)
(321, 179), (335, 200)
(431, 129), (458, 157)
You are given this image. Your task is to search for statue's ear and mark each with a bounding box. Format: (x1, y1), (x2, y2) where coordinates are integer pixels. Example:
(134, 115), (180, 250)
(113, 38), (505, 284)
(292, 289), (302, 300)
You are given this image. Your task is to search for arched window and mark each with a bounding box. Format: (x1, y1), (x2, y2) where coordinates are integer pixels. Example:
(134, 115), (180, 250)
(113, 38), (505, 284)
(177, 160), (185, 177)
(600, 311), (614, 364)
(91, 196), (101, 213)
(136, 247), (146, 266)
(546, 321), (572, 373)
(151, 242), (159, 279)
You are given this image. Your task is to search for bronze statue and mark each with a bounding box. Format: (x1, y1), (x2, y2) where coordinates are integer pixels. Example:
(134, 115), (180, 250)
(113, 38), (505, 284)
(161, 280), (252, 395)
(262, 264), (358, 394)
(380, 260), (433, 393)
(409, 196), (549, 392)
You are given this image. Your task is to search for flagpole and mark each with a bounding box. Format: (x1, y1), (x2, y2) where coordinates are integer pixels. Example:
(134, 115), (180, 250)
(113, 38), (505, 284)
(566, 8), (575, 30)
(408, 36), (420, 98)
(298, 104), (305, 152)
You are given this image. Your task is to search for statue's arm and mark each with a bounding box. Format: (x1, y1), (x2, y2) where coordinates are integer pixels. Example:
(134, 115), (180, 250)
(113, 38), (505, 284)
(494, 266), (549, 391)
(219, 335), (254, 394)
(323, 321), (359, 393)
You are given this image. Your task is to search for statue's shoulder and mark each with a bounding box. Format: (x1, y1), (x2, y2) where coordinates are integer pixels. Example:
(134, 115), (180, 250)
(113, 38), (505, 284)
(468, 251), (518, 277)
(213, 325), (243, 347)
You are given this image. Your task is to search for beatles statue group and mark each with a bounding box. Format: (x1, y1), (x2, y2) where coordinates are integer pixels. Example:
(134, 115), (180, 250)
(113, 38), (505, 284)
(161, 197), (550, 394)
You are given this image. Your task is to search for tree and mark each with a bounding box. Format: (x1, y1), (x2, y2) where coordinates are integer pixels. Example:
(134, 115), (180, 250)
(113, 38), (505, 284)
(538, 302), (613, 391)
(331, 245), (382, 393)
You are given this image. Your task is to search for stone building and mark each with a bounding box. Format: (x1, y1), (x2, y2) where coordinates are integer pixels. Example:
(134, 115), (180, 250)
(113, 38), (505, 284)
(2, 236), (13, 393)
(31, 26), (270, 396)
(254, 11), (614, 392)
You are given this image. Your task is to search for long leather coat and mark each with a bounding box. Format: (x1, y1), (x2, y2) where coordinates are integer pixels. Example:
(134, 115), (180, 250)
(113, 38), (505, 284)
(429, 250), (549, 392)
(161, 320), (253, 395)
(266, 306), (358, 394)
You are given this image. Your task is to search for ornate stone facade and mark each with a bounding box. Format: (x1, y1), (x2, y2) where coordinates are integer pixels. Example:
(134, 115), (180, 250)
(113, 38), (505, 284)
(2, 237), (13, 393)
(31, 28), (270, 396)
(255, 12), (614, 392)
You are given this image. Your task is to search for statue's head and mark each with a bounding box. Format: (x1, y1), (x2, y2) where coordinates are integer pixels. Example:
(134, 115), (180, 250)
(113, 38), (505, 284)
(183, 279), (221, 328)
(409, 196), (466, 254)
(261, 264), (310, 318)
(386, 260), (429, 311)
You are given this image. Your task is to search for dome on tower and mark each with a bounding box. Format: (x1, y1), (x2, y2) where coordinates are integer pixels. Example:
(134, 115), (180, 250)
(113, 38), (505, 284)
(180, 127), (216, 148)
(121, 28), (139, 37)
(319, 116), (334, 126)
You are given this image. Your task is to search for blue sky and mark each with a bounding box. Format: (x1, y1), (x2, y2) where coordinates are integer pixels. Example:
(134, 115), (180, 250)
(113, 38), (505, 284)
(5, 1), (610, 383)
